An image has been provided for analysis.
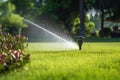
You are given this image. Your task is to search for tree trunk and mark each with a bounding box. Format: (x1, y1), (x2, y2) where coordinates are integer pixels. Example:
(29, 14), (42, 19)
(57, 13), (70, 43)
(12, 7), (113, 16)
(101, 8), (104, 30)
(99, 7), (104, 37)
(79, 0), (85, 37)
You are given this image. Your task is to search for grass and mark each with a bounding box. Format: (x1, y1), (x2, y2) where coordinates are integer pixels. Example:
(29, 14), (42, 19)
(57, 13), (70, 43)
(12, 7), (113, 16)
(0, 42), (120, 80)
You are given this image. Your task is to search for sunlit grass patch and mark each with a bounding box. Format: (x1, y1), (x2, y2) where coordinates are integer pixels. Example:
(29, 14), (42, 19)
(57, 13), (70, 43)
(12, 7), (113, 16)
(0, 42), (120, 80)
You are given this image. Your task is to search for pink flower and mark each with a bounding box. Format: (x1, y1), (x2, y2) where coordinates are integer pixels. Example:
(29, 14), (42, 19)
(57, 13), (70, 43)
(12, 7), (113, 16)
(13, 50), (21, 59)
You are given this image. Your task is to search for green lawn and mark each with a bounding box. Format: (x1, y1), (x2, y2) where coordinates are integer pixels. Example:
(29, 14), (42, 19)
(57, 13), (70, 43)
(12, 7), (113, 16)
(0, 42), (120, 80)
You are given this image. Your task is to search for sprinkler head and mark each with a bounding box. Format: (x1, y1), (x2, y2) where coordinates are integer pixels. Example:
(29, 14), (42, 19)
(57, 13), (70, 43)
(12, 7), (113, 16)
(76, 36), (85, 50)
(78, 39), (83, 50)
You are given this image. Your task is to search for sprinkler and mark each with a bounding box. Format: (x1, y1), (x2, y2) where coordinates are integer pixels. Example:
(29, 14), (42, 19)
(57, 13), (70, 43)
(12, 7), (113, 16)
(23, 18), (78, 49)
(76, 36), (85, 50)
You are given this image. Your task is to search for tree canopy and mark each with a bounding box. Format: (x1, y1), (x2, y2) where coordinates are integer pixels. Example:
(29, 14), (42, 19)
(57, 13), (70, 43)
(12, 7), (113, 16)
(1, 0), (120, 37)
(35, 0), (95, 36)
(89, 0), (120, 37)
(0, 1), (27, 35)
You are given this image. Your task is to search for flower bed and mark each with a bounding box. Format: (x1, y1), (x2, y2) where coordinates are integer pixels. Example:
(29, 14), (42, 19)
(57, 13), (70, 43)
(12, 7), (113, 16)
(0, 30), (30, 73)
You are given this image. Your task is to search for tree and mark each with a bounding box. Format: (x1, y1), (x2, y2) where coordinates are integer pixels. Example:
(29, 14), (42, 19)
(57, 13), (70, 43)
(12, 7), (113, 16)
(0, 1), (27, 35)
(88, 0), (120, 37)
(79, 0), (85, 37)
(40, 0), (79, 32)
(9, 0), (35, 17)
(35, 0), (95, 37)
(8, 0), (96, 36)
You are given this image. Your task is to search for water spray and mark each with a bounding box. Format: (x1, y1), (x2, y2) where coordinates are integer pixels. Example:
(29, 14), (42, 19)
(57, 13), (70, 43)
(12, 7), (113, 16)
(22, 18), (78, 49)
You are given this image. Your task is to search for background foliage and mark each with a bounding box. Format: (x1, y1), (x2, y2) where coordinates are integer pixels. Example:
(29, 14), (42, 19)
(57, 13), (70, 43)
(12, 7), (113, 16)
(0, 1), (27, 35)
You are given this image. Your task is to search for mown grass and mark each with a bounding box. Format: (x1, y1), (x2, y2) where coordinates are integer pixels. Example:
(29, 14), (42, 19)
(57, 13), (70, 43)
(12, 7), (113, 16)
(0, 42), (120, 80)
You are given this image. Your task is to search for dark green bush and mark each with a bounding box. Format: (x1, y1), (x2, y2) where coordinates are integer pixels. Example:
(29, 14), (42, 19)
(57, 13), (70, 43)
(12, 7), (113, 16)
(99, 28), (112, 37)
(0, 28), (30, 73)
(90, 32), (98, 37)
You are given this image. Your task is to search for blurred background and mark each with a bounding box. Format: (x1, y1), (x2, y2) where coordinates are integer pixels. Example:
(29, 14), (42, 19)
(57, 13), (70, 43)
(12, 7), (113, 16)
(0, 0), (120, 42)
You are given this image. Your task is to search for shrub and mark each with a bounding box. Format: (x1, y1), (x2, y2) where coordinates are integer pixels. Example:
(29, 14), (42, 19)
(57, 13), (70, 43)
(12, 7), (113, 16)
(99, 28), (112, 37)
(0, 28), (30, 73)
(90, 32), (98, 37)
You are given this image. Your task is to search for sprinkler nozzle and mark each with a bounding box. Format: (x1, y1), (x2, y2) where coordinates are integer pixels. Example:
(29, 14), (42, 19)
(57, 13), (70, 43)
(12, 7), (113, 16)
(78, 39), (83, 50)
(76, 36), (85, 50)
